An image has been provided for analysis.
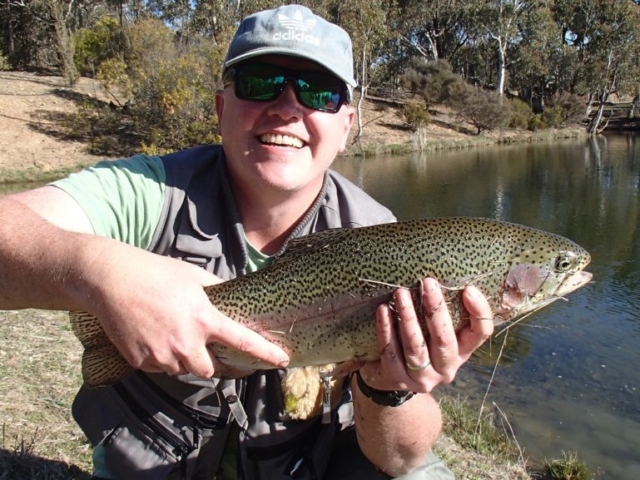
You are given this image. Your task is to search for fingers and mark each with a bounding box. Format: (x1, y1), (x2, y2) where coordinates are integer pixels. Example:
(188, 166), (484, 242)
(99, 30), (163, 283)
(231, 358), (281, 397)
(394, 286), (430, 374)
(361, 278), (493, 394)
(205, 311), (290, 368)
(421, 278), (459, 382)
(457, 285), (494, 361)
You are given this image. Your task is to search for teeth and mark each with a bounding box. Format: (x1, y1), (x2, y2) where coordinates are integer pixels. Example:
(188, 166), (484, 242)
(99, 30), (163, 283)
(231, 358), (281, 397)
(260, 134), (304, 148)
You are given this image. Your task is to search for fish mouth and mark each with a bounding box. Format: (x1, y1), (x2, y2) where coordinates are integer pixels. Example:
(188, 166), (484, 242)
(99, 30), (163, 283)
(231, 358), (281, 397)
(556, 270), (593, 297)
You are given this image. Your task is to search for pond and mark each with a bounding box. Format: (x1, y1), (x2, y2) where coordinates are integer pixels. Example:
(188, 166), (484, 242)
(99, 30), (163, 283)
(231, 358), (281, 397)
(333, 134), (640, 479)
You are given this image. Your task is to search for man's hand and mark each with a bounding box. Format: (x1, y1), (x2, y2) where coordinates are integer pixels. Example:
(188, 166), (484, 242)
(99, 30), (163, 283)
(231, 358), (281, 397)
(78, 242), (291, 379)
(0, 188), (289, 380)
(359, 277), (493, 392)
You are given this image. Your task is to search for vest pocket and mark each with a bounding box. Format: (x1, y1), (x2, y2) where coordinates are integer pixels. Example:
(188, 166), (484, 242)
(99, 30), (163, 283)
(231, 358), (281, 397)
(98, 382), (195, 480)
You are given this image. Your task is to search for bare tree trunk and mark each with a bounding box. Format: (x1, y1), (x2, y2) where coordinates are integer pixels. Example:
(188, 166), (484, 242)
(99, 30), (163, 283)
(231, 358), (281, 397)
(354, 46), (367, 144)
(50, 0), (79, 85)
(588, 89), (609, 135)
(496, 38), (506, 97)
(6, 0), (15, 57)
(629, 94), (639, 119)
(585, 92), (595, 120)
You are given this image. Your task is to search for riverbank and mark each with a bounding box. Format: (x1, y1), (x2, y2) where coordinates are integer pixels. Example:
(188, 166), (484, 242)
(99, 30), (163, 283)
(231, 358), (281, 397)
(0, 70), (588, 185)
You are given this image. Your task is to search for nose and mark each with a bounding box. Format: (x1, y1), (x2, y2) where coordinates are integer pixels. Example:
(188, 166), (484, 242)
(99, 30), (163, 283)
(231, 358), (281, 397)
(267, 82), (303, 119)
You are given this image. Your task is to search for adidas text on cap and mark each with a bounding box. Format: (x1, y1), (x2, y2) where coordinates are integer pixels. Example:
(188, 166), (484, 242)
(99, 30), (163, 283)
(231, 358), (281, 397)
(224, 5), (357, 90)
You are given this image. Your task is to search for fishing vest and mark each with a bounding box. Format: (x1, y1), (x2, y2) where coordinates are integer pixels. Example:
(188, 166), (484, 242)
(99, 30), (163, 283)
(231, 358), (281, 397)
(72, 144), (396, 480)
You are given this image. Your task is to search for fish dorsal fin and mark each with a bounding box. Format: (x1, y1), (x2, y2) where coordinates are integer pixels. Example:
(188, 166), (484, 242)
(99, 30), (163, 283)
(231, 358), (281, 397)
(275, 227), (353, 263)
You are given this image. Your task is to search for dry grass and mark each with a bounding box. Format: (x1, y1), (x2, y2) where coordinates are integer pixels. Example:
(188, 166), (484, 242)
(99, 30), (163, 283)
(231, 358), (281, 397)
(0, 309), (91, 479)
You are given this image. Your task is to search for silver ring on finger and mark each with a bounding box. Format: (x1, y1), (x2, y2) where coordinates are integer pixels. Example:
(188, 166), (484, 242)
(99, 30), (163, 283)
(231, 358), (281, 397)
(406, 359), (431, 371)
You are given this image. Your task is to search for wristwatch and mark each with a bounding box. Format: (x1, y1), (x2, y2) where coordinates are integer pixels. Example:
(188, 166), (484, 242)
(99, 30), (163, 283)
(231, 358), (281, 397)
(355, 370), (416, 407)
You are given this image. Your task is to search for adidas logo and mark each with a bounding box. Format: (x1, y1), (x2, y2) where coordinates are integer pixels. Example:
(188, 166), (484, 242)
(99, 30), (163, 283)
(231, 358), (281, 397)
(273, 10), (320, 46)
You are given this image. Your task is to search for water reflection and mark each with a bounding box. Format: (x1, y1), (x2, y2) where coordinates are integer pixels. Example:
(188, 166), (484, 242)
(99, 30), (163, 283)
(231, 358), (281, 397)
(333, 134), (640, 478)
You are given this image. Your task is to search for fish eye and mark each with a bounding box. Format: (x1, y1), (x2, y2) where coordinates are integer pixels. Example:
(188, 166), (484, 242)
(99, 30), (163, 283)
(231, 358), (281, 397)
(554, 253), (574, 272)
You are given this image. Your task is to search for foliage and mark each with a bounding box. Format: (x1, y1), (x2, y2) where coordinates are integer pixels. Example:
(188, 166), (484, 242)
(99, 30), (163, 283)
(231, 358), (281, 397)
(65, 17), (224, 155)
(399, 102), (431, 131)
(439, 396), (520, 460)
(507, 98), (534, 129)
(401, 58), (466, 106)
(542, 451), (592, 480)
(0, 51), (10, 71)
(74, 16), (123, 76)
(2, 0), (638, 140)
(547, 92), (587, 126)
(450, 85), (511, 134)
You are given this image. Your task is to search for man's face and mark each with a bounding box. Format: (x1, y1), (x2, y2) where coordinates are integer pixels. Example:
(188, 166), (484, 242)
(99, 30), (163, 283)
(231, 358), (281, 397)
(216, 55), (355, 198)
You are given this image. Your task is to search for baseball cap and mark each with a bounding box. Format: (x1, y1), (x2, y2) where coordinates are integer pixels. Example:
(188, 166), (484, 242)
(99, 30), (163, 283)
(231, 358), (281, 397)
(224, 5), (357, 90)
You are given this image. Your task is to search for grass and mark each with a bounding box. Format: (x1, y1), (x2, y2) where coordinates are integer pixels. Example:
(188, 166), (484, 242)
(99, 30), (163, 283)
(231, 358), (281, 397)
(0, 310), (92, 479)
(540, 451), (594, 480)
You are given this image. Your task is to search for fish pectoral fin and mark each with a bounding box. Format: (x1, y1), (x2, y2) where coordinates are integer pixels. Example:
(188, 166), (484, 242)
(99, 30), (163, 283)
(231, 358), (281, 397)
(82, 343), (134, 387)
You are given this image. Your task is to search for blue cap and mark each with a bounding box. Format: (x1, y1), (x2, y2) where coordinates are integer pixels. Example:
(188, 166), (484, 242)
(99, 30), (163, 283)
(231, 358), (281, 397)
(224, 5), (357, 89)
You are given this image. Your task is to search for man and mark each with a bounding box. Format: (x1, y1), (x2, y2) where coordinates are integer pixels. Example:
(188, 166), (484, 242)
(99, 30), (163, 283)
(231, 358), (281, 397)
(0, 5), (493, 479)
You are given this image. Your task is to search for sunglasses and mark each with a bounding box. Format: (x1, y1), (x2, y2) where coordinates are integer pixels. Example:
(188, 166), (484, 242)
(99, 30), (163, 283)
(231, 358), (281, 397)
(225, 63), (349, 113)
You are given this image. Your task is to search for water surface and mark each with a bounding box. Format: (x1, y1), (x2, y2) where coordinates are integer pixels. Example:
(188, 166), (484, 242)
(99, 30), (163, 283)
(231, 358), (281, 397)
(333, 134), (640, 478)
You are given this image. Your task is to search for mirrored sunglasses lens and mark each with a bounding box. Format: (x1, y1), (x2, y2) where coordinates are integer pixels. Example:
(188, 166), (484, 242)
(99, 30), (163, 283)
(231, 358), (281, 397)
(235, 64), (344, 112)
(236, 65), (285, 100)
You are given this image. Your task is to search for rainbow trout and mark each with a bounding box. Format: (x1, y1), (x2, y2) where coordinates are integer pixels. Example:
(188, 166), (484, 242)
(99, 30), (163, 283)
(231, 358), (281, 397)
(71, 217), (592, 387)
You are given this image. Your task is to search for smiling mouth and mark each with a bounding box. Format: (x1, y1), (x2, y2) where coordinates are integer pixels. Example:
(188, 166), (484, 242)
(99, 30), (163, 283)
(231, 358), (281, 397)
(259, 133), (304, 148)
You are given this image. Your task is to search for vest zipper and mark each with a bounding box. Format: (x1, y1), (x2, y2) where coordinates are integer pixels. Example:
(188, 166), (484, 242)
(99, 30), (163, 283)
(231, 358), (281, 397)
(137, 373), (227, 430)
(113, 383), (195, 478)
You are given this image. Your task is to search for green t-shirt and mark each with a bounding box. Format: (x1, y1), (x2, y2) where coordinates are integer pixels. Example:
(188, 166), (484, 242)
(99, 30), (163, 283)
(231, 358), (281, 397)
(52, 155), (166, 248)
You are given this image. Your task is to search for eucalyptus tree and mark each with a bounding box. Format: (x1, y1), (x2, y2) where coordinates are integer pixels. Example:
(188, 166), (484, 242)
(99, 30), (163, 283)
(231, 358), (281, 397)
(507, 2), (565, 109)
(308, 0), (397, 142)
(395, 0), (471, 63)
(466, 0), (543, 97)
(553, 0), (640, 133)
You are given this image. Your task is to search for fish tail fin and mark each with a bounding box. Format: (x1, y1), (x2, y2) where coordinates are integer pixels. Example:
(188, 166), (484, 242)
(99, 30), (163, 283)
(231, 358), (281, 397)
(69, 311), (134, 386)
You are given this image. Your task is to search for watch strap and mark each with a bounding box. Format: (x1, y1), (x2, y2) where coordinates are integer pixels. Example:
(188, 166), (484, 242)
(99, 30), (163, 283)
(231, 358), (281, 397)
(355, 370), (416, 407)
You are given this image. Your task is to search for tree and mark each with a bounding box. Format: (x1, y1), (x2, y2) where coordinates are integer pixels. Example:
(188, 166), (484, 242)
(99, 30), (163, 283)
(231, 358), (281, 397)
(396, 0), (471, 62)
(467, 0), (540, 97)
(450, 84), (512, 133)
(553, 0), (640, 133)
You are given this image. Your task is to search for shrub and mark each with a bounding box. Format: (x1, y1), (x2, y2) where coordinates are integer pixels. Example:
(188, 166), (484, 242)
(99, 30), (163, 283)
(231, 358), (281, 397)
(545, 92), (585, 126)
(507, 98), (534, 129)
(74, 16), (123, 76)
(542, 105), (565, 128)
(528, 113), (545, 131)
(400, 58), (466, 106)
(66, 18), (226, 156)
(450, 85), (511, 135)
(400, 102), (431, 131)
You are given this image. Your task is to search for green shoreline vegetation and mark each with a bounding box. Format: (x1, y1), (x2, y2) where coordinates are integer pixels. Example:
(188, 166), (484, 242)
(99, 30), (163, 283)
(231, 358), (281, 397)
(0, 125), (589, 186)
